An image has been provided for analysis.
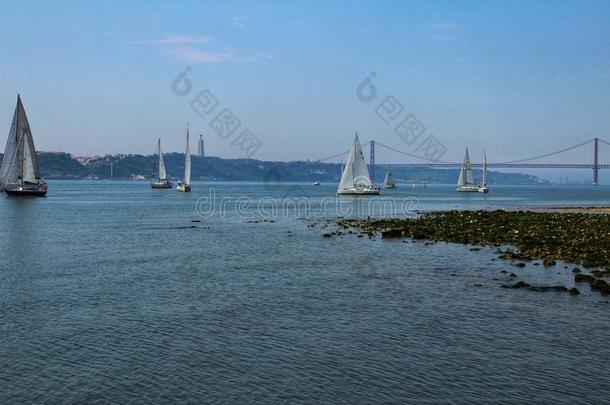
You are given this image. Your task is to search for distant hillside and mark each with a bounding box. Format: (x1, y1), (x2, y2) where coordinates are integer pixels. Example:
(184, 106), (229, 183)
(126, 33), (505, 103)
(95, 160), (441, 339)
(0, 152), (89, 179)
(0, 152), (549, 185)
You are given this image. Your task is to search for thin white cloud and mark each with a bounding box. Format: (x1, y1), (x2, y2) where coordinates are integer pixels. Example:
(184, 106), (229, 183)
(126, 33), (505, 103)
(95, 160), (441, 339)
(169, 46), (234, 63)
(130, 33), (270, 64)
(150, 34), (212, 45)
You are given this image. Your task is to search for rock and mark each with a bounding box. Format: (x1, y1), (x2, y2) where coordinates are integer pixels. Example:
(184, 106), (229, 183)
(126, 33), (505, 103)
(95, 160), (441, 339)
(590, 279), (610, 295)
(357, 234), (364, 238)
(569, 287), (580, 295)
(572, 268), (581, 273)
(526, 285), (568, 292)
(502, 281), (531, 289)
(514, 263), (526, 268)
(473, 284), (483, 287)
(533, 262), (540, 266)
(470, 247), (481, 251)
(191, 220), (201, 222)
(574, 274), (596, 284)
(500, 270), (508, 274)
(509, 272), (517, 277)
(381, 229), (402, 238)
(543, 259), (557, 267)
(322, 233), (332, 238)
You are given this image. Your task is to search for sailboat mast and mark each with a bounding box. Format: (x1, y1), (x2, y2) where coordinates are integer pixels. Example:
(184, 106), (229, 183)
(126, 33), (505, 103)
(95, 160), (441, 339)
(483, 149), (487, 186)
(15, 93), (23, 179)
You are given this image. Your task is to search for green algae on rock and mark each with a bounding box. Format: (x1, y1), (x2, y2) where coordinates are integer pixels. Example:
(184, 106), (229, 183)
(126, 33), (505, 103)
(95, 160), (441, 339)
(338, 210), (610, 269)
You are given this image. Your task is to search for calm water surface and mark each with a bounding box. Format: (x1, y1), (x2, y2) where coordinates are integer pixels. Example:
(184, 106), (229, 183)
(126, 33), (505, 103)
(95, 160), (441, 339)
(1, 181), (609, 403)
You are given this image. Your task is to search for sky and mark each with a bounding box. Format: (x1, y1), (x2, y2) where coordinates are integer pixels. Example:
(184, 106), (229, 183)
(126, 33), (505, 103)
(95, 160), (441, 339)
(1, 0), (610, 182)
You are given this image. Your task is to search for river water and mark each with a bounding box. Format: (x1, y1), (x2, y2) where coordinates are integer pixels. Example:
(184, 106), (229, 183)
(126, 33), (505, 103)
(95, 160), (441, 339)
(1, 181), (609, 403)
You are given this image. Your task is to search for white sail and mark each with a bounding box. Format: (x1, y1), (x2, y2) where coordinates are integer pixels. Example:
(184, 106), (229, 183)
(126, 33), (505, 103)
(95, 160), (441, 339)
(0, 119), (19, 184)
(22, 135), (36, 183)
(156, 139), (167, 180)
(184, 126), (191, 185)
(338, 134), (371, 192)
(457, 148), (475, 187)
(1, 95), (40, 185)
(456, 164), (465, 187)
(384, 165), (395, 187)
(482, 149), (487, 186)
(464, 149), (474, 185)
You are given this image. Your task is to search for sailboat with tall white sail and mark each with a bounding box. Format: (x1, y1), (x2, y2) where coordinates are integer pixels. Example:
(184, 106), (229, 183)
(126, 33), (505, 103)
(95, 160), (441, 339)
(177, 124), (191, 192)
(151, 139), (172, 188)
(337, 133), (380, 195)
(478, 149), (489, 193)
(456, 148), (479, 192)
(383, 165), (397, 189)
(456, 148), (490, 192)
(0, 95), (48, 197)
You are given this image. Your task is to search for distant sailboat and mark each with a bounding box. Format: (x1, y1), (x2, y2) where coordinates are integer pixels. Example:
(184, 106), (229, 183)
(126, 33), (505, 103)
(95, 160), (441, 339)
(456, 148), (479, 192)
(177, 125), (191, 192)
(151, 139), (173, 188)
(0, 95), (48, 197)
(383, 165), (397, 189)
(337, 133), (380, 195)
(456, 148), (489, 192)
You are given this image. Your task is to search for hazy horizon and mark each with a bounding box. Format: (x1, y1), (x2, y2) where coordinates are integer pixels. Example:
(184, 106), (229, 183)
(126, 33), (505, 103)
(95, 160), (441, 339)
(2, 0), (610, 184)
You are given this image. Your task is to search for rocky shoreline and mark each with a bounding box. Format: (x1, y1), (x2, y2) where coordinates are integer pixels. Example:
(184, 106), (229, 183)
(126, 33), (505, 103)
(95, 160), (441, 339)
(325, 210), (610, 296)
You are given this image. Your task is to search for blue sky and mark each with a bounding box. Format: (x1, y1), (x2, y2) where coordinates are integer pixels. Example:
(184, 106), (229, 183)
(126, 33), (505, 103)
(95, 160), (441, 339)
(1, 0), (610, 177)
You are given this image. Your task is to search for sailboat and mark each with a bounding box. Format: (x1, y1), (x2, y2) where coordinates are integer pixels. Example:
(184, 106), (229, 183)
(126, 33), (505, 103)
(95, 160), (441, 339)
(478, 149), (489, 193)
(177, 125), (191, 192)
(337, 133), (380, 195)
(151, 139), (173, 188)
(383, 165), (397, 189)
(456, 148), (490, 192)
(0, 95), (48, 197)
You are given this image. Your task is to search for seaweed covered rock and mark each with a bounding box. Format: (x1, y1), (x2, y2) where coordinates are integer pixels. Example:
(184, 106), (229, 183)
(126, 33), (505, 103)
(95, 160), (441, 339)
(339, 210), (610, 270)
(590, 279), (610, 295)
(502, 281), (531, 289)
(526, 285), (568, 292)
(574, 274), (596, 284)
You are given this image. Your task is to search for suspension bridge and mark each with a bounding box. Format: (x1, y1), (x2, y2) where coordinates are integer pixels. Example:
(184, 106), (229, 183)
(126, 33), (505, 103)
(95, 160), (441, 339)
(315, 137), (610, 185)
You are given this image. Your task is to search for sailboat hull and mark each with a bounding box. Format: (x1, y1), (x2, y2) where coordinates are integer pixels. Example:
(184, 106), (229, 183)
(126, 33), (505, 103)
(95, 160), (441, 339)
(177, 183), (191, 192)
(384, 185), (398, 189)
(338, 188), (381, 195)
(151, 181), (173, 189)
(456, 185), (480, 192)
(4, 184), (47, 197)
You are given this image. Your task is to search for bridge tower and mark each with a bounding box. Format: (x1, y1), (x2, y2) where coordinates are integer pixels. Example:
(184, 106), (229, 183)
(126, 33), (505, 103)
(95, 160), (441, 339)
(593, 137), (599, 186)
(370, 140), (375, 182)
